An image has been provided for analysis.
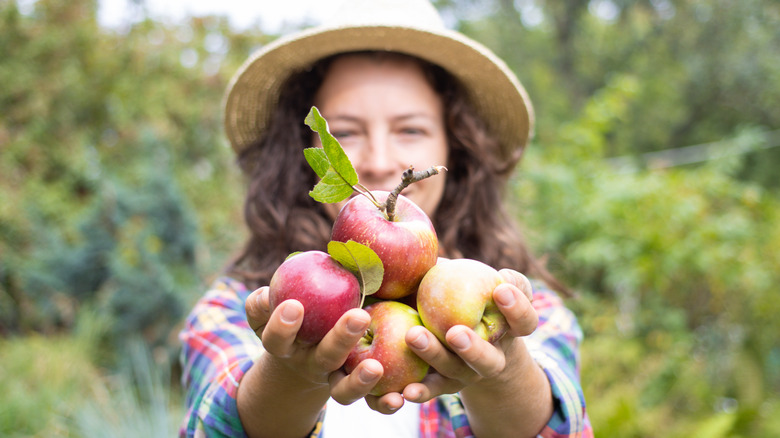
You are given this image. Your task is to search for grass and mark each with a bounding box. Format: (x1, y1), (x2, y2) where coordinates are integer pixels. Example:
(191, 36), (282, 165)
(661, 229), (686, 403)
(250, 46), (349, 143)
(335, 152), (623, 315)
(0, 315), (184, 437)
(0, 333), (100, 437)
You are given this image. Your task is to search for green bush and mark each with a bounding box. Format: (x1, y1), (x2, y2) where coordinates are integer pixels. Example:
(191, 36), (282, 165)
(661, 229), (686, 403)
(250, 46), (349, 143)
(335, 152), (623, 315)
(0, 0), (244, 352)
(513, 98), (780, 437)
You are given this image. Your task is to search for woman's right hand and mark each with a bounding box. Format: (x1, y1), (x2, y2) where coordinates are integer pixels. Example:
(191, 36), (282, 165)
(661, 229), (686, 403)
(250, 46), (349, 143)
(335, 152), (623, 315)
(245, 286), (386, 406)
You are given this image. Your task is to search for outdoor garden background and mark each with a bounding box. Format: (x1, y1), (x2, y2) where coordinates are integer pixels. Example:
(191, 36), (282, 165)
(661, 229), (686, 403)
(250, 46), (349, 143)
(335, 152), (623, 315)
(2, 0), (779, 436)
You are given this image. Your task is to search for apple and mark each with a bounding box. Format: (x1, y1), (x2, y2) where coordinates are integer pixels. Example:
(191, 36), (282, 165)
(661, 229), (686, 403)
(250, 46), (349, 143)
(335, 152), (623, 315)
(344, 300), (430, 396)
(331, 191), (438, 300)
(268, 251), (361, 345)
(416, 258), (508, 345)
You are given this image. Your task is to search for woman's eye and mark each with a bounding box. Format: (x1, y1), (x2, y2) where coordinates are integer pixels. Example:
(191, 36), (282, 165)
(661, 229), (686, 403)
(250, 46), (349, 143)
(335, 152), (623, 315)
(400, 127), (425, 136)
(332, 130), (355, 140)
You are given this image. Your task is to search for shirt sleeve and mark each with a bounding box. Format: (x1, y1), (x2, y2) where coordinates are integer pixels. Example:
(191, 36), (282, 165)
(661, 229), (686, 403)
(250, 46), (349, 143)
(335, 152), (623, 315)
(178, 277), (329, 438)
(527, 281), (593, 437)
(178, 277), (260, 437)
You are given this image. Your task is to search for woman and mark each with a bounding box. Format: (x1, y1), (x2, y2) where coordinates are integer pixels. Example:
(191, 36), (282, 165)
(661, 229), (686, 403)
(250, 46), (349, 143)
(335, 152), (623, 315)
(180, 1), (591, 437)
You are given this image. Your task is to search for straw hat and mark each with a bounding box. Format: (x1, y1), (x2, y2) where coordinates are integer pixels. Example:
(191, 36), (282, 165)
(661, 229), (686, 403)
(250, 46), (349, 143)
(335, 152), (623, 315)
(223, 0), (534, 161)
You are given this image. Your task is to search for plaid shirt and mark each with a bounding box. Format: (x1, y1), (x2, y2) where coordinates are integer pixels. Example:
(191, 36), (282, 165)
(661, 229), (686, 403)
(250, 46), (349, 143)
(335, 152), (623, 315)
(179, 277), (592, 437)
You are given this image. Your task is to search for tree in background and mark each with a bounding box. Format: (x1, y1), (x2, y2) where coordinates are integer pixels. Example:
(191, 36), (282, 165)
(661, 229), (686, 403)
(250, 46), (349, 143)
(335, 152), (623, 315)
(436, 0), (780, 435)
(443, 0), (780, 183)
(0, 0), (260, 351)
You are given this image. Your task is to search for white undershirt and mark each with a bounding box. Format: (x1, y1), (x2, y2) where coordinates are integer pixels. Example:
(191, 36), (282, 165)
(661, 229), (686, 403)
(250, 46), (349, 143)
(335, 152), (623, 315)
(321, 397), (420, 438)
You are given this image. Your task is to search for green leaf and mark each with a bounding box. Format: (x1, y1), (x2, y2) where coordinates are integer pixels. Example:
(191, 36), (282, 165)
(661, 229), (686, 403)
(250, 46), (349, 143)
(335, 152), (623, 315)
(309, 169), (355, 203)
(327, 240), (384, 296)
(284, 251), (302, 261)
(303, 148), (329, 178)
(304, 106), (359, 186)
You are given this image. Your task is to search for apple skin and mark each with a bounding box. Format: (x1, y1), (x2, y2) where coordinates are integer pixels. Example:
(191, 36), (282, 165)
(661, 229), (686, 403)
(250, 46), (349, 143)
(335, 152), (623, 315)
(331, 191), (438, 300)
(416, 258), (508, 345)
(344, 300), (430, 396)
(268, 251), (361, 345)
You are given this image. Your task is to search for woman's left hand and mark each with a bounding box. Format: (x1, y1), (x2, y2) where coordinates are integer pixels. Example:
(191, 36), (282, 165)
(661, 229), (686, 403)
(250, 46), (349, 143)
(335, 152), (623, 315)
(366, 269), (537, 409)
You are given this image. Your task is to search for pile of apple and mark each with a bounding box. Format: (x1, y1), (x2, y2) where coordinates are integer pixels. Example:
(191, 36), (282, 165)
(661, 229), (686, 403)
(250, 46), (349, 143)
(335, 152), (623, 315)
(268, 107), (509, 396)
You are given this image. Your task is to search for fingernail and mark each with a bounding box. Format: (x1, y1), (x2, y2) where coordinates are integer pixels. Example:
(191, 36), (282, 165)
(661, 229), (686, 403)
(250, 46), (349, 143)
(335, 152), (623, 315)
(347, 316), (368, 335)
(280, 304), (301, 324)
(449, 331), (471, 350)
(495, 287), (515, 307)
(359, 367), (379, 384)
(408, 331), (428, 349)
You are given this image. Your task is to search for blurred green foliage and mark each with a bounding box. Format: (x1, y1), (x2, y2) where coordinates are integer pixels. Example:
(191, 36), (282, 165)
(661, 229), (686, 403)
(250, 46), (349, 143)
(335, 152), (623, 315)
(0, 0), (258, 348)
(0, 332), (101, 437)
(1, 0), (779, 436)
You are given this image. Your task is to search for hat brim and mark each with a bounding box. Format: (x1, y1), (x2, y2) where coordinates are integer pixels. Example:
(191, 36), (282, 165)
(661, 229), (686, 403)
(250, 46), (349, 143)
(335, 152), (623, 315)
(224, 24), (534, 160)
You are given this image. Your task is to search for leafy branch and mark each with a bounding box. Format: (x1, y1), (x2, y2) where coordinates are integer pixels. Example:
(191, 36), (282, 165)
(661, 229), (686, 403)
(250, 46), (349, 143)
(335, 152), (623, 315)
(303, 106), (381, 207)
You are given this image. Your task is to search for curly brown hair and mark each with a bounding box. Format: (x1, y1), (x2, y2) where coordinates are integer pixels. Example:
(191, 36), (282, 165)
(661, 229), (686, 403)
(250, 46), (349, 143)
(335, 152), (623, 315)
(226, 51), (568, 296)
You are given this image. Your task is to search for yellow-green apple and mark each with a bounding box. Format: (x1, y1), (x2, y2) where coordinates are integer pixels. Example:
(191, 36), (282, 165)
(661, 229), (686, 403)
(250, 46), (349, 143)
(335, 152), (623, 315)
(268, 251), (361, 345)
(344, 300), (429, 396)
(331, 191), (438, 300)
(416, 258), (508, 345)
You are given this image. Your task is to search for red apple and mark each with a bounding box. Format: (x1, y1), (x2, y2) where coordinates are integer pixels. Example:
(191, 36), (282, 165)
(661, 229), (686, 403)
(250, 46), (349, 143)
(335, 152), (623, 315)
(344, 300), (429, 396)
(416, 258), (508, 345)
(331, 191), (438, 300)
(268, 251), (361, 345)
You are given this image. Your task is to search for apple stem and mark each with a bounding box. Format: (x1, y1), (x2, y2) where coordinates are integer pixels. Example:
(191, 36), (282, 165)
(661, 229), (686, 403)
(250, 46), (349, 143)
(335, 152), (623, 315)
(384, 166), (447, 221)
(353, 183), (383, 209)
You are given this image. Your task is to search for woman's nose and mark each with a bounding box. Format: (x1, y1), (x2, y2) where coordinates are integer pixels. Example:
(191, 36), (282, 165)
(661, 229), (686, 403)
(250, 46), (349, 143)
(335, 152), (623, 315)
(355, 134), (399, 179)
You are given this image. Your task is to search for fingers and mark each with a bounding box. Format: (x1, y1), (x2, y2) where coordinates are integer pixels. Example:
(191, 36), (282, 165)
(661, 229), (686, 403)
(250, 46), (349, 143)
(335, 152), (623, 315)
(403, 325), (479, 401)
(402, 372), (461, 403)
(329, 357), (405, 415)
(493, 283), (538, 336)
(365, 392), (406, 414)
(445, 325), (506, 378)
(245, 287), (271, 335)
(404, 323), (514, 402)
(498, 268), (533, 301)
(406, 326), (464, 378)
(408, 323), (503, 379)
(259, 299), (304, 358)
(329, 358), (383, 405)
(315, 308), (371, 371)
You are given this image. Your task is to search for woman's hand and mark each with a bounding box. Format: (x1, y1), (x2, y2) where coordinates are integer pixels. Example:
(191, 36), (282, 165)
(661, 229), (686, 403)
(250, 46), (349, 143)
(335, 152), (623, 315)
(245, 286), (385, 405)
(245, 269), (538, 415)
(389, 269), (538, 404)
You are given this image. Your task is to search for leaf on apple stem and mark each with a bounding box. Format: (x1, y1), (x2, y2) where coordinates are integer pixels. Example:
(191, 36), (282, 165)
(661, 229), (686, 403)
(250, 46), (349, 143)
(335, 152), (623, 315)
(284, 251), (302, 261)
(304, 107), (380, 205)
(327, 240), (384, 307)
(304, 149), (355, 203)
(303, 106), (446, 218)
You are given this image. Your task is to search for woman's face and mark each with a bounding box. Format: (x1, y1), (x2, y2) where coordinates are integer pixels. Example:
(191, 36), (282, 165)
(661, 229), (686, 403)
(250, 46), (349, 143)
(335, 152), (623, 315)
(313, 54), (449, 220)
